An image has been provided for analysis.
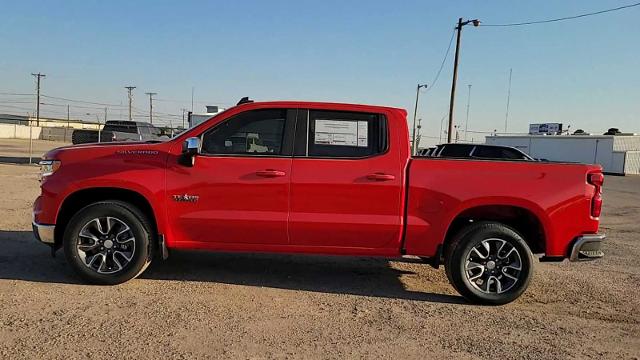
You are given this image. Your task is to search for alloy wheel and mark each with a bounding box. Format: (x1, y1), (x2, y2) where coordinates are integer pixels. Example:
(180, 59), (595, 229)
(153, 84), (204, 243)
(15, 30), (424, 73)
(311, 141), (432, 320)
(464, 238), (523, 294)
(76, 217), (136, 274)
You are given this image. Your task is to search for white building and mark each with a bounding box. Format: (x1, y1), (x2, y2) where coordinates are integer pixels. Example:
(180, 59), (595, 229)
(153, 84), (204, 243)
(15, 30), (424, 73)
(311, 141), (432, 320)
(189, 105), (225, 128)
(485, 135), (640, 175)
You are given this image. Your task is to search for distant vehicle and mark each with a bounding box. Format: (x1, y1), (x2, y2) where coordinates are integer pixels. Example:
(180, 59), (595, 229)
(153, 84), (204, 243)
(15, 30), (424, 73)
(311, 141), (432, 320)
(420, 143), (535, 161)
(71, 121), (169, 144)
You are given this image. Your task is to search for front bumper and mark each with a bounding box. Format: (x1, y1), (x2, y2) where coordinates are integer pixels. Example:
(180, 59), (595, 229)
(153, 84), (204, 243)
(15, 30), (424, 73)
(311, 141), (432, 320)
(32, 221), (55, 245)
(569, 234), (605, 261)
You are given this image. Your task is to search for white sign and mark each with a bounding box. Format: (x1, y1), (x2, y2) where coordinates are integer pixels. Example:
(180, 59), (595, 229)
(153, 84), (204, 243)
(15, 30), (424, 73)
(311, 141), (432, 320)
(529, 123), (562, 135)
(314, 120), (368, 147)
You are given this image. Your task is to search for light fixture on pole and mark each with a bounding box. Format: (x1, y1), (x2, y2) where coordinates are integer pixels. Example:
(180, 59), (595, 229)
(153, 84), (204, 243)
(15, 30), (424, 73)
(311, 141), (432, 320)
(411, 83), (428, 155)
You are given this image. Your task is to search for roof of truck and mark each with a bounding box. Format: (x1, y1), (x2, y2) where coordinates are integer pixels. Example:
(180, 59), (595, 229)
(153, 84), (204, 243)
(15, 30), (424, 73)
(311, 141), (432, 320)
(235, 100), (407, 114)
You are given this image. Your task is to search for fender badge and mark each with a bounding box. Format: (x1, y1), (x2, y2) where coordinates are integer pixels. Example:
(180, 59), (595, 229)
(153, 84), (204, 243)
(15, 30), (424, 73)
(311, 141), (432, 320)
(172, 194), (199, 202)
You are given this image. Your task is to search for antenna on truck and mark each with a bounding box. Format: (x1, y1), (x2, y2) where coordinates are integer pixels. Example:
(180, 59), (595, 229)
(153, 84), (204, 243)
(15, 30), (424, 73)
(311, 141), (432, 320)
(237, 97), (254, 105)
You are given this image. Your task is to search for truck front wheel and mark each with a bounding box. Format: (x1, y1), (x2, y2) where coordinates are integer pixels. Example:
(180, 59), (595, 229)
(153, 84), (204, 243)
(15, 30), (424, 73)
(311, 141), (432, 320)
(63, 201), (155, 285)
(445, 222), (533, 305)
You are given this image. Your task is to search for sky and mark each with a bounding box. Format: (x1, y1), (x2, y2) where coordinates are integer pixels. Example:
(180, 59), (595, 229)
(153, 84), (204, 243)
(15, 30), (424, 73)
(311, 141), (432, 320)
(1, 0), (638, 145)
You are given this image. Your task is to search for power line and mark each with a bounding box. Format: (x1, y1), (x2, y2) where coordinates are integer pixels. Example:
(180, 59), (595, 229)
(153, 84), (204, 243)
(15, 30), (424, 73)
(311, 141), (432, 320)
(425, 29), (456, 93)
(482, 2), (640, 27)
(41, 94), (123, 107)
(0, 92), (34, 96)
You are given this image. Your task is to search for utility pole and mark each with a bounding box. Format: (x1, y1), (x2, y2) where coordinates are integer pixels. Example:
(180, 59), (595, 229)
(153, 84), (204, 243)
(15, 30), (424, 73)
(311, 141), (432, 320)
(439, 114), (447, 143)
(145, 92), (157, 124)
(504, 68), (513, 133)
(125, 86), (136, 121)
(31, 72), (46, 126)
(447, 18), (480, 143)
(191, 87), (195, 112)
(411, 84), (428, 155)
(415, 118), (423, 151)
(181, 108), (187, 129)
(104, 107), (108, 123)
(464, 84), (472, 141)
(65, 104), (70, 140)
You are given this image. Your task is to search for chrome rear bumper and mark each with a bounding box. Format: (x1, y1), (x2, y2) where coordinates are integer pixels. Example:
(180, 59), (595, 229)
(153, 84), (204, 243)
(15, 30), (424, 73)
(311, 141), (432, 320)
(569, 234), (605, 261)
(32, 222), (55, 245)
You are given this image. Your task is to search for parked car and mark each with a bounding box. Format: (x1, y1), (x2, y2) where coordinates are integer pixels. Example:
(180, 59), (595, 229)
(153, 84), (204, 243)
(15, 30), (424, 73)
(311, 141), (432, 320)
(71, 121), (169, 144)
(422, 143), (535, 161)
(33, 100), (604, 305)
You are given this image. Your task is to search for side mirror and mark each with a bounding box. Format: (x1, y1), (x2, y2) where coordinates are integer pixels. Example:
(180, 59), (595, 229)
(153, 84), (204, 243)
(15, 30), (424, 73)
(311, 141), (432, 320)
(180, 137), (200, 166)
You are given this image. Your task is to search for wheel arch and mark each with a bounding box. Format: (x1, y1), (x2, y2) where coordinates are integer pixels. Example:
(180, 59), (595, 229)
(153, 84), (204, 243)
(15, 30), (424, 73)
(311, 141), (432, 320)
(442, 203), (548, 257)
(54, 187), (158, 249)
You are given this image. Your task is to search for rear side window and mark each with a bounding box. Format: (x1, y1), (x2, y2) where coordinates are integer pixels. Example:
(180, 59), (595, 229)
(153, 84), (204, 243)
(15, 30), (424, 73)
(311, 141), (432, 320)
(473, 146), (525, 160)
(104, 122), (138, 134)
(305, 110), (387, 158)
(439, 144), (474, 157)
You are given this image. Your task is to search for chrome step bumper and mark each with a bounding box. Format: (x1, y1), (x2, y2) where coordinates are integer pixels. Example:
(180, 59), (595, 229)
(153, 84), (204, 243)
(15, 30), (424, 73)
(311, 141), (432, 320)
(32, 222), (55, 245)
(569, 234), (605, 261)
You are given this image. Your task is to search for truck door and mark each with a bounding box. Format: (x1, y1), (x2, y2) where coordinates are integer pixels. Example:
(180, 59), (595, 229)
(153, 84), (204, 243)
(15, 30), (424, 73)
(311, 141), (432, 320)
(289, 109), (404, 250)
(166, 108), (295, 245)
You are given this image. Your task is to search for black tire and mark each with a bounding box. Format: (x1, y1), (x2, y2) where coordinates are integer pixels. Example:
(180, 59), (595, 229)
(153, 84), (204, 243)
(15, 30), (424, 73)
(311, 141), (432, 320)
(63, 201), (155, 285)
(445, 221), (533, 305)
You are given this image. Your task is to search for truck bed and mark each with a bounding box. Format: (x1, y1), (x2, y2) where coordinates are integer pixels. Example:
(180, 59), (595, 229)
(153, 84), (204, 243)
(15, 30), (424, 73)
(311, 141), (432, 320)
(403, 157), (601, 258)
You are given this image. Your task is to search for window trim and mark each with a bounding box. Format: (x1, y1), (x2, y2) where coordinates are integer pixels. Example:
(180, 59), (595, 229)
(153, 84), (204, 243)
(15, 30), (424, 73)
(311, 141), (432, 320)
(197, 108), (296, 158)
(293, 109), (390, 160)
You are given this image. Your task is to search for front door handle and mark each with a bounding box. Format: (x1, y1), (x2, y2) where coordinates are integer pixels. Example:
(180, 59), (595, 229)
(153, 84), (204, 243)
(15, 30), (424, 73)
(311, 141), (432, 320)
(367, 173), (396, 181)
(256, 169), (286, 177)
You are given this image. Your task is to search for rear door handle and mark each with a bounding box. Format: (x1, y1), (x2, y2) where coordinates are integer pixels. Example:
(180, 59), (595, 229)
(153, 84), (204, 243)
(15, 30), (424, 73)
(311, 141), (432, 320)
(367, 173), (396, 181)
(256, 169), (286, 177)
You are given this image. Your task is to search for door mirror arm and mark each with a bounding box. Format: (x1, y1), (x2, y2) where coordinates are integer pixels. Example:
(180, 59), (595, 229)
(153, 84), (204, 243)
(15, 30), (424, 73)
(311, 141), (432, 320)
(180, 137), (200, 167)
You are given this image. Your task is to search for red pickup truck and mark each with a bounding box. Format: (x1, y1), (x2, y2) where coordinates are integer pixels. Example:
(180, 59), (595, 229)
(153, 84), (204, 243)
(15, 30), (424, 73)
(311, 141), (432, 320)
(33, 100), (605, 304)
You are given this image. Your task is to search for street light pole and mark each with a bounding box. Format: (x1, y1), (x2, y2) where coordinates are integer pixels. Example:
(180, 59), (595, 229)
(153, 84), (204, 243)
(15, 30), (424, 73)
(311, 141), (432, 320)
(411, 83), (428, 155)
(447, 18), (480, 143)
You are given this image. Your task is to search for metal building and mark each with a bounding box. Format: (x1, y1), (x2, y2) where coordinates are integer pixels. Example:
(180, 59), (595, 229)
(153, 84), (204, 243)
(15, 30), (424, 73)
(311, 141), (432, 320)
(485, 135), (640, 175)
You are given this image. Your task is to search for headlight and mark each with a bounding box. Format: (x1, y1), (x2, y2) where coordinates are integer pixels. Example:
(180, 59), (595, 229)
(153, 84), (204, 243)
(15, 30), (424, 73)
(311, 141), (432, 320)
(39, 160), (61, 180)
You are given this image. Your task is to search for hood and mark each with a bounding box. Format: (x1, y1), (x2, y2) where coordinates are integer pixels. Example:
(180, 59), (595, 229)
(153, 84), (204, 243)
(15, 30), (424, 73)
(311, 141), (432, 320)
(43, 141), (170, 161)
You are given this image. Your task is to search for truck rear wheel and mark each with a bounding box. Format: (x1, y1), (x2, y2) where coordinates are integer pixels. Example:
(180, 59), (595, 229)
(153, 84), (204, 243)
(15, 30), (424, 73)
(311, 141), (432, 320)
(445, 222), (533, 305)
(63, 201), (154, 285)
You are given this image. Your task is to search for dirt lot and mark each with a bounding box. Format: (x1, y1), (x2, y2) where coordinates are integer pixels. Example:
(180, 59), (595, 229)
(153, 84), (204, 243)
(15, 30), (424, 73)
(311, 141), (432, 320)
(0, 138), (70, 164)
(0, 140), (638, 359)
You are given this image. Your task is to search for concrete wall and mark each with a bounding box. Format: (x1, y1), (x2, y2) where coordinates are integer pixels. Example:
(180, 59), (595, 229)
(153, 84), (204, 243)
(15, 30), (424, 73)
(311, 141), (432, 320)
(39, 127), (73, 142)
(0, 123), (42, 139)
(0, 123), (77, 141)
(624, 151), (640, 175)
(31, 119), (101, 130)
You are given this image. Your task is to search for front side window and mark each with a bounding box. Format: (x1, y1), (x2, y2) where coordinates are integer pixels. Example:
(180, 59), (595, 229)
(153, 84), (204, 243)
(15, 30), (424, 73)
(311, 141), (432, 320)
(306, 110), (387, 158)
(201, 109), (286, 155)
(138, 126), (151, 135)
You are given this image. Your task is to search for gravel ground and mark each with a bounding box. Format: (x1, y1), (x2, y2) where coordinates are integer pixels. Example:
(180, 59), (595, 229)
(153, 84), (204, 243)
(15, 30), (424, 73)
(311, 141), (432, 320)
(0, 148), (638, 359)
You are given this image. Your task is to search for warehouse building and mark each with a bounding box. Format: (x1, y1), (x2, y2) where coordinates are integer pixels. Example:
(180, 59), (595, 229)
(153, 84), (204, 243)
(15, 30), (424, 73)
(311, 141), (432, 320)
(485, 134), (640, 175)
